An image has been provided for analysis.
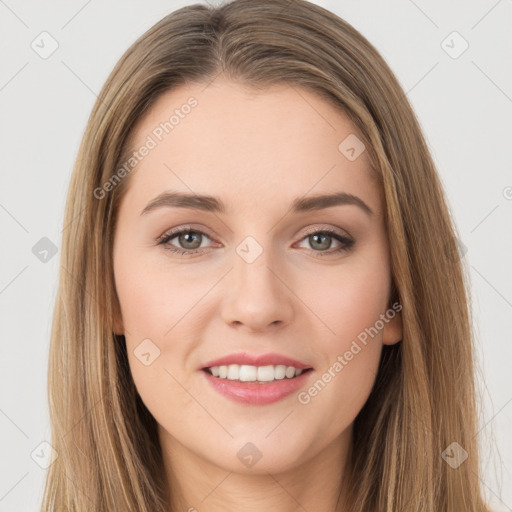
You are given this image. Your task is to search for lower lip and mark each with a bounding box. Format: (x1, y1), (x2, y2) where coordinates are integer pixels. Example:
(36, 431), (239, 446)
(201, 369), (313, 405)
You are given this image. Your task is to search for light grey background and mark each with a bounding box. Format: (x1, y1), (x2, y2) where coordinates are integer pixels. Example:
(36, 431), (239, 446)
(1, 1), (511, 510)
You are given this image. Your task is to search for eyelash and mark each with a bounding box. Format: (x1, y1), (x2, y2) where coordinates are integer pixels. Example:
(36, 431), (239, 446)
(156, 225), (355, 258)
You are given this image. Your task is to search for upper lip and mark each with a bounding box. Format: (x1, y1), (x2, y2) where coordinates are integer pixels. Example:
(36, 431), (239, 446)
(201, 352), (313, 370)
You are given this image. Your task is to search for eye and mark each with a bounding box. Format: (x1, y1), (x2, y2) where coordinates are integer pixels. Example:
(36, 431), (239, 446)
(295, 227), (354, 257)
(157, 226), (215, 256)
(156, 226), (355, 257)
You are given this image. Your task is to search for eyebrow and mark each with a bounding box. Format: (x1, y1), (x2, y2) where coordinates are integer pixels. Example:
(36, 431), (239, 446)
(140, 191), (374, 216)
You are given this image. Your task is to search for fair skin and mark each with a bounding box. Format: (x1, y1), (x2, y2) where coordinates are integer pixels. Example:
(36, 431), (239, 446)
(112, 77), (402, 512)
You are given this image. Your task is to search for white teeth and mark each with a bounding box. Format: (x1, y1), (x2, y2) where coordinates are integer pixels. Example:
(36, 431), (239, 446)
(285, 366), (295, 378)
(207, 364), (305, 382)
(274, 365), (286, 380)
(239, 365), (257, 382)
(227, 364), (239, 380)
(257, 365), (275, 382)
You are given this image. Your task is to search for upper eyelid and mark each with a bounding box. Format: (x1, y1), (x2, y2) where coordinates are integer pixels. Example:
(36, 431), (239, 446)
(300, 225), (351, 239)
(158, 225), (214, 242)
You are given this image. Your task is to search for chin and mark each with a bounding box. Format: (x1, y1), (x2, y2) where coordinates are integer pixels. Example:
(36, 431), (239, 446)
(198, 431), (317, 475)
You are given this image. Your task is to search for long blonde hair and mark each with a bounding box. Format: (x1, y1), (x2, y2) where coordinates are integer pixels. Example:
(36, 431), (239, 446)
(41, 1), (488, 510)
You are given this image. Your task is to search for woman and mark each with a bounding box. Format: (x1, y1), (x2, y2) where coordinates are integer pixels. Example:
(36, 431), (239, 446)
(41, 0), (489, 510)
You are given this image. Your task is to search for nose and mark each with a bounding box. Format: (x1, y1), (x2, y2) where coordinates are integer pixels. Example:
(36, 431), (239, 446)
(220, 245), (294, 333)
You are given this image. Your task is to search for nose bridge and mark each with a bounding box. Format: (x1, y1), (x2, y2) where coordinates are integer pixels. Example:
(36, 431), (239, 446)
(220, 233), (293, 331)
(233, 233), (282, 301)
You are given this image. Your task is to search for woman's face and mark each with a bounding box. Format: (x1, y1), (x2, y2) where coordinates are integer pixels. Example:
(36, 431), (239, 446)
(112, 78), (402, 475)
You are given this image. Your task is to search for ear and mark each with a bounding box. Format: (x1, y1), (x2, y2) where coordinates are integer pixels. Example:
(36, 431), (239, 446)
(382, 307), (402, 346)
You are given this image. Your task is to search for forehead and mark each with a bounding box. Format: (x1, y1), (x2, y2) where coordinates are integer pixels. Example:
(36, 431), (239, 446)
(120, 78), (381, 217)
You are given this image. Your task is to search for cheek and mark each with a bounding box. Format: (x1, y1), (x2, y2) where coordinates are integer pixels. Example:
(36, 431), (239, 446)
(297, 252), (390, 429)
(113, 249), (212, 423)
(296, 341), (381, 453)
(296, 289), (386, 447)
(114, 248), (209, 341)
(307, 247), (391, 347)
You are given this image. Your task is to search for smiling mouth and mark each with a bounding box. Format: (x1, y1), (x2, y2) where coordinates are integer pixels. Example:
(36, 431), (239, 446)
(203, 364), (313, 383)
